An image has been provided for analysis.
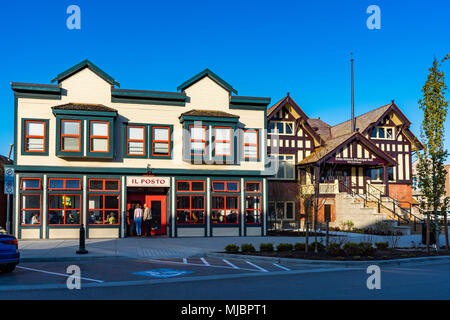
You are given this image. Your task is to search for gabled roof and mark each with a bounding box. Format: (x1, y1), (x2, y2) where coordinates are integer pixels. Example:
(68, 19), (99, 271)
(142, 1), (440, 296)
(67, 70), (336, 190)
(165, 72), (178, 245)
(177, 69), (237, 94)
(298, 131), (397, 166)
(267, 94), (325, 146)
(52, 103), (117, 113)
(307, 118), (332, 140)
(330, 103), (393, 139)
(51, 60), (120, 87)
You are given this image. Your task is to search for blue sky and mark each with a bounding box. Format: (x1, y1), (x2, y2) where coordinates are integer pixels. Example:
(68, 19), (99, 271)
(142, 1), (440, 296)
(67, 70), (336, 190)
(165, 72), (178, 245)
(1, 0), (449, 158)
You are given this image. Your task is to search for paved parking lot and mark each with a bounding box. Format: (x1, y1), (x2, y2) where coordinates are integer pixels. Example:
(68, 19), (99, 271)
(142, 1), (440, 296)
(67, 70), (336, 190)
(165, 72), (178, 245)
(0, 256), (346, 294)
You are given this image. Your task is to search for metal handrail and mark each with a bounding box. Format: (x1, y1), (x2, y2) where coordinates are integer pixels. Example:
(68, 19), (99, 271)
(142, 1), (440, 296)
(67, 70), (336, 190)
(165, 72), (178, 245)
(366, 183), (425, 223)
(337, 180), (414, 224)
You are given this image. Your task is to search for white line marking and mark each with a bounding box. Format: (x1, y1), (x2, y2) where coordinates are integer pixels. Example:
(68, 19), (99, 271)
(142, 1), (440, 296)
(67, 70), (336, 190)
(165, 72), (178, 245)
(273, 263), (291, 271)
(222, 259), (239, 269)
(17, 266), (104, 283)
(245, 261), (269, 272)
(183, 258), (187, 264)
(146, 259), (260, 272)
(200, 257), (210, 266)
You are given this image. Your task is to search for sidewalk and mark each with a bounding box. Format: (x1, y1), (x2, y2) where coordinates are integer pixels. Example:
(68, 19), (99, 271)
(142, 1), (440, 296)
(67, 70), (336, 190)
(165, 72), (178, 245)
(18, 233), (449, 262)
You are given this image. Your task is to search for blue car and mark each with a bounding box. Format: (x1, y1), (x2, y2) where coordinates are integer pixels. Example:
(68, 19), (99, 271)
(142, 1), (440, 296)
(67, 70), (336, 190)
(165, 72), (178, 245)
(0, 228), (20, 273)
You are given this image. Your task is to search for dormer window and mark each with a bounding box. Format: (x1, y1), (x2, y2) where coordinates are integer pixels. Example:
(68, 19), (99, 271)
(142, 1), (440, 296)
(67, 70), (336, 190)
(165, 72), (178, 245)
(268, 121), (294, 135)
(370, 126), (394, 140)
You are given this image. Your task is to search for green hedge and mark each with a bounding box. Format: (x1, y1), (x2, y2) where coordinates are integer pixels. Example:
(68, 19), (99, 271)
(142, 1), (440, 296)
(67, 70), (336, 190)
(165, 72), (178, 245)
(276, 243), (293, 251)
(241, 243), (256, 253)
(225, 244), (239, 253)
(259, 243), (274, 252)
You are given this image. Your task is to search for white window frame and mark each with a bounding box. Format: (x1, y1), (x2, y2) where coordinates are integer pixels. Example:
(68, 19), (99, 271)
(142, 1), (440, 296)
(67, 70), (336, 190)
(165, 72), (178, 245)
(268, 121), (295, 136)
(370, 126), (395, 140)
(270, 154), (296, 180)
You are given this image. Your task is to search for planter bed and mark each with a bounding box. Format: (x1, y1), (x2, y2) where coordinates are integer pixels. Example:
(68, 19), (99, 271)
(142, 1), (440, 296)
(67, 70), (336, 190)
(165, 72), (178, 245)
(223, 249), (450, 261)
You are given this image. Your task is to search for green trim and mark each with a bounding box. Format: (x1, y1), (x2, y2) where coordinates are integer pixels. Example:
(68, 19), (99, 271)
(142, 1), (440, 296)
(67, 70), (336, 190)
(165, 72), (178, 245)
(20, 118), (50, 156)
(11, 84), (61, 93)
(111, 97), (186, 107)
(14, 92), (61, 100)
(86, 118), (115, 158)
(112, 89), (187, 101)
(55, 115), (85, 157)
(229, 103), (268, 111)
(52, 59), (120, 87)
(230, 97), (271, 104)
(177, 68), (238, 94)
(123, 123), (149, 159)
(52, 109), (117, 117)
(13, 165), (273, 176)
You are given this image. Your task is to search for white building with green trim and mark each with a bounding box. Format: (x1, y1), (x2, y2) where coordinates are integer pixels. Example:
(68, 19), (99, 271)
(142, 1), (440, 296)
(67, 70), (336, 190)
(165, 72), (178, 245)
(10, 60), (272, 239)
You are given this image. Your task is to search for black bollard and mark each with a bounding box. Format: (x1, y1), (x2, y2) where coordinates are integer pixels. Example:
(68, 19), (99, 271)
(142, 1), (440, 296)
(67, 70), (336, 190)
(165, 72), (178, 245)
(76, 224), (89, 254)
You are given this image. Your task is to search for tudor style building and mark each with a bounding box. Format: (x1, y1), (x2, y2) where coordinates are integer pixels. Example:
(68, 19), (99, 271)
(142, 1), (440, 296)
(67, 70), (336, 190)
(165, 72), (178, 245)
(267, 94), (423, 231)
(11, 60), (271, 239)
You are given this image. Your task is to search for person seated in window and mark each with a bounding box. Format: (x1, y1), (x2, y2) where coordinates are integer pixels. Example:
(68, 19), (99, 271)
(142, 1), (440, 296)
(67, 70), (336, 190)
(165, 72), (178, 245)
(67, 213), (75, 224)
(31, 213), (40, 225)
(108, 213), (116, 225)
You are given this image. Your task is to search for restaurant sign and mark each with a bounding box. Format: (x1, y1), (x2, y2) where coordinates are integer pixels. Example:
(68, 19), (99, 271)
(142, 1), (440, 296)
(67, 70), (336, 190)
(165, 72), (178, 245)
(127, 176), (170, 187)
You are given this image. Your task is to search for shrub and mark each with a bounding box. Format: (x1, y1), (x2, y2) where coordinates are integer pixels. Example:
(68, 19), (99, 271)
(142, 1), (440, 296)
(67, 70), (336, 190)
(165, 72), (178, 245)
(225, 244), (239, 253)
(375, 242), (389, 250)
(259, 243), (274, 252)
(294, 243), (306, 251)
(308, 241), (325, 252)
(241, 243), (256, 253)
(276, 243), (293, 252)
(353, 256), (361, 260)
(358, 242), (376, 256)
(341, 220), (355, 231)
(343, 242), (361, 256)
(328, 243), (342, 256)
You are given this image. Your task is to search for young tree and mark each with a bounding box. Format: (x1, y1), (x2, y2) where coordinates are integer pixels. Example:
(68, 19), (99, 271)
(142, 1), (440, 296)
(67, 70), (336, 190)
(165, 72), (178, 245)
(417, 55), (450, 253)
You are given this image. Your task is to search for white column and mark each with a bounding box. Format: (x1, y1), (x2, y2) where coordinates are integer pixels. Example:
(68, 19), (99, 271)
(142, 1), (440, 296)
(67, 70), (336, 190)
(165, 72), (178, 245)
(121, 176), (126, 238)
(263, 178), (267, 236)
(171, 177), (175, 237)
(42, 174), (48, 239)
(206, 177), (211, 237)
(83, 175), (87, 228)
(14, 173), (19, 238)
(241, 178), (245, 236)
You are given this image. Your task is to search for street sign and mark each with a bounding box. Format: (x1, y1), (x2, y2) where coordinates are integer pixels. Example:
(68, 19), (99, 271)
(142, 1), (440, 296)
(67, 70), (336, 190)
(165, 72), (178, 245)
(4, 166), (14, 195)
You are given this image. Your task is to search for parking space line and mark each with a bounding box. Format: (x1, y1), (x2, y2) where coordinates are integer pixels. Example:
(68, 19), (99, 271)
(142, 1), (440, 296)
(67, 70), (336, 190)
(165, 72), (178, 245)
(200, 257), (210, 266)
(273, 263), (291, 271)
(245, 261), (268, 272)
(147, 258), (260, 272)
(222, 259), (239, 269)
(16, 266), (104, 283)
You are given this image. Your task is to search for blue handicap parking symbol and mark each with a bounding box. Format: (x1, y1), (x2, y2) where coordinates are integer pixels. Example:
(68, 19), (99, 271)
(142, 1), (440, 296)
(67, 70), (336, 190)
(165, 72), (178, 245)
(132, 268), (193, 278)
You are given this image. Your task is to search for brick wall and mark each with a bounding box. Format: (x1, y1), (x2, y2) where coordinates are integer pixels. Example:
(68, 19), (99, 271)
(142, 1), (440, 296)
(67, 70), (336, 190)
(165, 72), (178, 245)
(389, 183), (413, 206)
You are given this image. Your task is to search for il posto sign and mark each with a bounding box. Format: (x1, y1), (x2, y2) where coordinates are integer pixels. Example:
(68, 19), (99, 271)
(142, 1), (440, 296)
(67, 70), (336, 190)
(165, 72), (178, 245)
(126, 176), (170, 188)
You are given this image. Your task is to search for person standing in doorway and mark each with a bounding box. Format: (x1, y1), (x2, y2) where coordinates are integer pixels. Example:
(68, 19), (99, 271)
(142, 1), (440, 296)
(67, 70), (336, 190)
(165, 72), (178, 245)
(143, 203), (152, 237)
(134, 203), (143, 237)
(128, 204), (135, 236)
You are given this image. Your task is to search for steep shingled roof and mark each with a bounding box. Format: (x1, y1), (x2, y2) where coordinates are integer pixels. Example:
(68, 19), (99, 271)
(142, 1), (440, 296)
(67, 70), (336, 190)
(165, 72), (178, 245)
(330, 103), (392, 139)
(307, 118), (332, 140)
(180, 109), (240, 119)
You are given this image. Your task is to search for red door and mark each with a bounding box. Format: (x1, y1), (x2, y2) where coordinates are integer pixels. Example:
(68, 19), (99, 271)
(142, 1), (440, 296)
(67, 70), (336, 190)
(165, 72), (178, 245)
(145, 195), (166, 235)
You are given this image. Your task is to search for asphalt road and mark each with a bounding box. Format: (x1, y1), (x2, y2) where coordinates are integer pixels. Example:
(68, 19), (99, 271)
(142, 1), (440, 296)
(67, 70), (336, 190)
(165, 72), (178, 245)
(0, 257), (449, 300)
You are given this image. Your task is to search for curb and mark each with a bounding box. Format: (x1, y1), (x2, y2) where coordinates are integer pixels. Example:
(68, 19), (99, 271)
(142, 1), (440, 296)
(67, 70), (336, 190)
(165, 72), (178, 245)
(20, 255), (126, 263)
(206, 252), (450, 267)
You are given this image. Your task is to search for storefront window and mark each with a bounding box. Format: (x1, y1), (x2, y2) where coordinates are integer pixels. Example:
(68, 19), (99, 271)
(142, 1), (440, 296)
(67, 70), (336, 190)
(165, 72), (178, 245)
(176, 180), (205, 192)
(21, 178), (41, 190)
(212, 181), (239, 192)
(20, 194), (41, 226)
(88, 195), (120, 225)
(176, 195), (205, 224)
(89, 179), (120, 191)
(245, 181), (261, 193)
(48, 178), (81, 190)
(211, 195), (239, 224)
(48, 194), (81, 225)
(245, 196), (261, 224)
